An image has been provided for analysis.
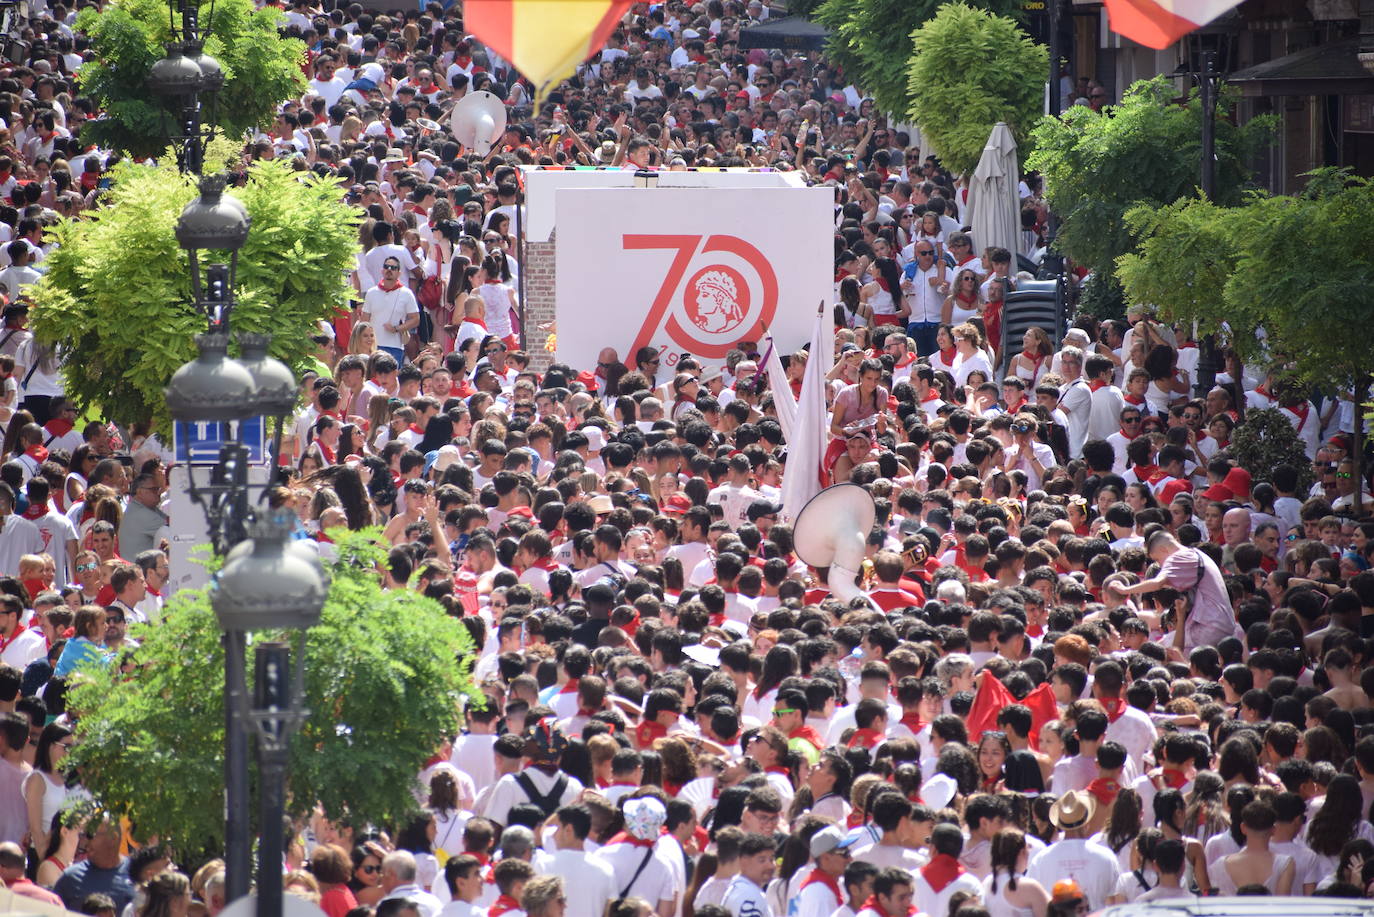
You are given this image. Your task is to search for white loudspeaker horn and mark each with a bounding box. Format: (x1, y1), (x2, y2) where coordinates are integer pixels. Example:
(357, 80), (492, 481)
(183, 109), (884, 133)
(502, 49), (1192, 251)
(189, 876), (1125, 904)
(450, 90), (507, 156)
(793, 483), (879, 610)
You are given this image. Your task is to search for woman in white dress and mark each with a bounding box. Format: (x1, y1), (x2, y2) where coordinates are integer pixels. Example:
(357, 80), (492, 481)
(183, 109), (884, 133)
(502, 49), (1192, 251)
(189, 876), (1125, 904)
(1008, 326), (1052, 388)
(982, 828), (1050, 917)
(24, 723), (74, 856)
(951, 322), (994, 388)
(941, 268), (983, 327)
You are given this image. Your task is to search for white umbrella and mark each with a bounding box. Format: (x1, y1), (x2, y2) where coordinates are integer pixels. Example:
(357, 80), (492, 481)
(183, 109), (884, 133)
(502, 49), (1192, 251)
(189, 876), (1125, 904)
(966, 122), (1021, 261)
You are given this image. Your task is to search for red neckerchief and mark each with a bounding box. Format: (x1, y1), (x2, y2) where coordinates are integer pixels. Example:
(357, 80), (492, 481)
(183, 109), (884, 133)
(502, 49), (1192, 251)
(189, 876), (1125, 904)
(1286, 402), (1310, 428)
(1123, 393), (1145, 405)
(558, 677), (580, 695)
(893, 352), (917, 369)
(377, 279), (403, 292)
(488, 895), (522, 917)
(788, 724), (825, 751)
(1147, 469), (1172, 486)
(0, 623), (26, 654)
(920, 389), (942, 404)
(937, 345), (956, 364)
(765, 765), (790, 777)
(1260, 554), (1277, 573)
(44, 418), (73, 438)
(318, 443), (336, 464)
(1005, 396), (1026, 414)
(1253, 384), (1271, 399)
(463, 316), (487, 330)
(1088, 379), (1107, 392)
(920, 853), (966, 894)
(898, 710), (925, 734)
(606, 829), (659, 849)
(1158, 767), (1189, 790)
(24, 444), (48, 464)
(802, 870), (843, 908)
(1100, 696), (1128, 723)
(847, 810), (866, 828)
(1087, 776), (1120, 807)
(22, 500), (48, 521)
(1119, 427), (1138, 441)
(1026, 623), (1044, 638)
(846, 728), (884, 750)
(861, 894), (915, 917)
(531, 557), (558, 572)
(408, 423), (424, 435)
(635, 720), (668, 748)
(1132, 463), (1159, 481)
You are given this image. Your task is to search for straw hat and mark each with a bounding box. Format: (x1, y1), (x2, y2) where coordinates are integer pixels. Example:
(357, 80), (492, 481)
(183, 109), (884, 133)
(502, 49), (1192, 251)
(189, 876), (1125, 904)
(1048, 790), (1096, 831)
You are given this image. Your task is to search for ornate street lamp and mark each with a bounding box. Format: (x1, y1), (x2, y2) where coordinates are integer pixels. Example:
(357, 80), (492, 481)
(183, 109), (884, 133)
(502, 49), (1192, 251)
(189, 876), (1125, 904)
(164, 168), (324, 917)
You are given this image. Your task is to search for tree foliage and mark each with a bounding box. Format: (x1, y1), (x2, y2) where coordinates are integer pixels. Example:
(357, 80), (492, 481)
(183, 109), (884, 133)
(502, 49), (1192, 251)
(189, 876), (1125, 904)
(814, 0), (1021, 118)
(1027, 76), (1274, 278)
(67, 529), (481, 854)
(1116, 170), (1374, 391)
(1229, 408), (1314, 497)
(29, 158), (360, 437)
(905, 3), (1046, 176)
(76, 0), (307, 159)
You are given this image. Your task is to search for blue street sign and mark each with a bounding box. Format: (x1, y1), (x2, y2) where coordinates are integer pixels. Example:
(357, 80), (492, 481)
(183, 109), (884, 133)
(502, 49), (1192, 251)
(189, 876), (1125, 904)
(173, 417), (267, 464)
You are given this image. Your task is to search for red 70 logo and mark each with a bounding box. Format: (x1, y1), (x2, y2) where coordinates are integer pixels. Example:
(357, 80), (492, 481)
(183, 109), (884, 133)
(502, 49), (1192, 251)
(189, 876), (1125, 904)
(625, 234), (779, 359)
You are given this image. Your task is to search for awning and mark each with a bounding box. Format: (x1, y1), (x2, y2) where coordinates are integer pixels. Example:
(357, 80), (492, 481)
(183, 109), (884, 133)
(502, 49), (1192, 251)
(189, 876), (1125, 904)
(737, 16), (830, 52)
(1227, 38), (1374, 97)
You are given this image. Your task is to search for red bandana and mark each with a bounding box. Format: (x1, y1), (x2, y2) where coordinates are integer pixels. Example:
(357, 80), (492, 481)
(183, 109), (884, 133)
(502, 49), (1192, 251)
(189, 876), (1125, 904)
(846, 728), (884, 750)
(937, 346), (956, 365)
(1123, 393), (1145, 405)
(558, 677), (580, 695)
(920, 854), (966, 894)
(488, 895), (522, 917)
(861, 895), (915, 917)
(1088, 380), (1107, 392)
(606, 830), (659, 849)
(898, 711), (925, 734)
(788, 724), (825, 751)
(802, 871), (843, 908)
(24, 445), (48, 464)
(635, 720), (668, 748)
(1100, 696), (1128, 723)
(1087, 776), (1120, 807)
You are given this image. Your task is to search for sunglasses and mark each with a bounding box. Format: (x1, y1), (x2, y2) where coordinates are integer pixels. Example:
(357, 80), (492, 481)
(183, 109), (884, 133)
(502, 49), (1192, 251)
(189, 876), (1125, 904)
(76, 563), (97, 572)
(1122, 417), (1141, 424)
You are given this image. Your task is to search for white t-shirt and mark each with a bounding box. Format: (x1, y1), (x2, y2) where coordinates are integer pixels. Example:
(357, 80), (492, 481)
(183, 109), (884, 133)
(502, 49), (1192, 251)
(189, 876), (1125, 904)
(0, 515), (45, 578)
(1027, 839), (1118, 911)
(600, 840), (678, 907)
(722, 874), (771, 917)
(362, 285), (419, 351)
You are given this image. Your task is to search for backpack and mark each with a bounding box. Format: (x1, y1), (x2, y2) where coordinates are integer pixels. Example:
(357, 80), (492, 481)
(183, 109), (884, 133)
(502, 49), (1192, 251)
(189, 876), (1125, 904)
(513, 771), (568, 818)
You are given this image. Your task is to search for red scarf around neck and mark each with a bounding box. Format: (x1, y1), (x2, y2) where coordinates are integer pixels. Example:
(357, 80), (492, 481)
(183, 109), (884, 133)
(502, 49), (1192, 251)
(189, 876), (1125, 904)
(606, 829), (659, 849)
(488, 895), (522, 917)
(937, 345), (956, 364)
(801, 870), (843, 908)
(920, 853), (966, 894)
(788, 724), (825, 751)
(846, 728), (884, 750)
(898, 711), (925, 734)
(1086, 776), (1120, 807)
(861, 894), (915, 917)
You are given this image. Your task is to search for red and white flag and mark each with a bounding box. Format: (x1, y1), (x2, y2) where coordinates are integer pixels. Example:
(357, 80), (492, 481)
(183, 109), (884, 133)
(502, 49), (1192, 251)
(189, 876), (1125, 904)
(1104, 0), (1243, 50)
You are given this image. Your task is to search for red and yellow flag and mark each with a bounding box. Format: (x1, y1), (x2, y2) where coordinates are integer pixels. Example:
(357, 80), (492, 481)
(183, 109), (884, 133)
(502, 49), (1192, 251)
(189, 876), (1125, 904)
(464, 0), (634, 95)
(1103, 0), (1243, 50)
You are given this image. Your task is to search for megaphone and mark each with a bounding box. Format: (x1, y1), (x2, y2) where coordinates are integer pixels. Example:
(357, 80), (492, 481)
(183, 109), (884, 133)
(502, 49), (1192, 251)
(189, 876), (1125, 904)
(450, 90), (507, 156)
(793, 483), (879, 610)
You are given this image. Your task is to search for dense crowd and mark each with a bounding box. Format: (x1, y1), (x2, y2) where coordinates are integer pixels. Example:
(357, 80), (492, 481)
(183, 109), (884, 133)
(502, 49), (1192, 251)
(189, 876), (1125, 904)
(0, 1), (1369, 917)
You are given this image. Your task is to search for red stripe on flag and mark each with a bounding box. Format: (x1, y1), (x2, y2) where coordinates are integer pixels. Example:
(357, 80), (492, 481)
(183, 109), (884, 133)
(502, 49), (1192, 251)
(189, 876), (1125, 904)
(587, 0), (635, 55)
(464, 0), (518, 67)
(1104, 0), (1201, 50)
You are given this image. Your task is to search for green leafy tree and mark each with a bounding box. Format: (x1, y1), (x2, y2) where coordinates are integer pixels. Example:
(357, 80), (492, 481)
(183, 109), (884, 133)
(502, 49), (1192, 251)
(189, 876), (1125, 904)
(67, 529), (481, 854)
(76, 0), (307, 159)
(29, 158), (359, 436)
(1229, 408), (1314, 497)
(1117, 169), (1374, 500)
(1117, 170), (1374, 388)
(904, 4), (1046, 176)
(1027, 76), (1274, 279)
(814, 0), (1021, 118)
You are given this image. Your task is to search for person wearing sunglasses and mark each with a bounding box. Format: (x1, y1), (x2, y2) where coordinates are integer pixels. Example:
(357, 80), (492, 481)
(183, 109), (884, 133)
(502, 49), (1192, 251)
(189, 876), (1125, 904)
(348, 842), (388, 906)
(360, 258), (420, 365)
(1002, 413), (1055, 491)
